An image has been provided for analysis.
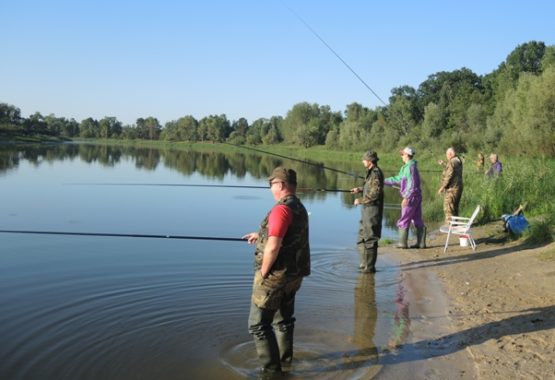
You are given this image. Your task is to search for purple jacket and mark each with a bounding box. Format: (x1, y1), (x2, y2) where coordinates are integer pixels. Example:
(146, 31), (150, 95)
(384, 159), (422, 200)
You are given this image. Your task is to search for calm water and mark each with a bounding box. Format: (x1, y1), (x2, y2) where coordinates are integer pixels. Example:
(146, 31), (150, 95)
(1, 143), (413, 379)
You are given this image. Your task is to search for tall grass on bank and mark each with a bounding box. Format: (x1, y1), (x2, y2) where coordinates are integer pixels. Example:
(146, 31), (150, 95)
(462, 158), (554, 221)
(524, 216), (554, 244)
(423, 157), (555, 242)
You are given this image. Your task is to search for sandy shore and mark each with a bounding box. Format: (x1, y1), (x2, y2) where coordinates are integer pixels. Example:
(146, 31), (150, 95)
(383, 221), (555, 379)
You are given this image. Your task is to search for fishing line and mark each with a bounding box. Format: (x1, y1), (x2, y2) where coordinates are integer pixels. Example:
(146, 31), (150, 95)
(64, 182), (354, 192)
(281, 2), (429, 140)
(63, 182), (400, 207)
(62, 183), (400, 208)
(224, 142), (363, 179)
(281, 1), (388, 107)
(0, 229), (246, 242)
(226, 6), (426, 180)
(66, 182), (268, 189)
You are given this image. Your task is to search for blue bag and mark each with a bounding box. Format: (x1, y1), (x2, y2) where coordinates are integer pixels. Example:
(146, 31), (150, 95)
(501, 214), (529, 235)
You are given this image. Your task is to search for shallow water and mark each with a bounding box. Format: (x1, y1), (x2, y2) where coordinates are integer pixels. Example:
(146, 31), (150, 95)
(0, 143), (411, 379)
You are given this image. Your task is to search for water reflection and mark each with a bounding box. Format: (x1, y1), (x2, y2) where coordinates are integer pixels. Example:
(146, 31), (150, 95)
(387, 278), (411, 349)
(0, 143), (418, 210)
(0, 144), (356, 204)
(0, 143), (415, 380)
(353, 274), (378, 354)
(353, 274), (379, 366)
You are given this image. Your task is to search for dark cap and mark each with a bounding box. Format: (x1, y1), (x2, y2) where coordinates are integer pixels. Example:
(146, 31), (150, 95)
(268, 166), (297, 185)
(362, 150), (379, 162)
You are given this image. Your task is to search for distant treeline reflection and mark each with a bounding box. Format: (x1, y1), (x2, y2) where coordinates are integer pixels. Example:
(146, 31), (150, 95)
(1, 143), (436, 228)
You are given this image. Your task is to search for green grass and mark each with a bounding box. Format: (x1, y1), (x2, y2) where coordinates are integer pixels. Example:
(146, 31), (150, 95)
(420, 154), (554, 224)
(463, 159), (554, 218)
(0, 135), (69, 144)
(524, 216), (555, 245)
(380, 238), (395, 245)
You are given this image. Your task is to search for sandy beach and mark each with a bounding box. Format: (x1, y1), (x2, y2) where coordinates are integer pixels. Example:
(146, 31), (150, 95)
(383, 221), (555, 379)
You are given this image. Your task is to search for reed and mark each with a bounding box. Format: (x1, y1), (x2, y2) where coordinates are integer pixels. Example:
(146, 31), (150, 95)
(465, 158), (554, 218)
(423, 156), (555, 242)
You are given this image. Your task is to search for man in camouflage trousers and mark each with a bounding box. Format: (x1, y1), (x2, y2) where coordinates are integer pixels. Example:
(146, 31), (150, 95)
(351, 150), (384, 272)
(438, 147), (464, 223)
(243, 167), (310, 375)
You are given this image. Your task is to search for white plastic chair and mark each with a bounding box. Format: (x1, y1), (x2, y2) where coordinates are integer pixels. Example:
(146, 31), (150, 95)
(439, 205), (481, 253)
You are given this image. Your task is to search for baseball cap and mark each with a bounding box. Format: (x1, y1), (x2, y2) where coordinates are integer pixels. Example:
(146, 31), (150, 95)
(400, 147), (415, 156)
(268, 167), (297, 185)
(362, 150), (379, 162)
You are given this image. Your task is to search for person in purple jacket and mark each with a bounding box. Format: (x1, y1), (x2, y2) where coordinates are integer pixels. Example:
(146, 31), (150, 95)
(384, 147), (427, 249)
(485, 153), (503, 177)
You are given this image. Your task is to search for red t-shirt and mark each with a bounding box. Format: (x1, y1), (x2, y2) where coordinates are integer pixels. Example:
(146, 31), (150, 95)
(268, 204), (293, 238)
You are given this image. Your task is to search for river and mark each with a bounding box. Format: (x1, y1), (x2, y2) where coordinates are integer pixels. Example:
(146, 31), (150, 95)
(0, 142), (417, 379)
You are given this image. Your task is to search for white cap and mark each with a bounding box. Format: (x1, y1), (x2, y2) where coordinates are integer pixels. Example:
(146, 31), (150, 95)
(401, 146), (415, 156)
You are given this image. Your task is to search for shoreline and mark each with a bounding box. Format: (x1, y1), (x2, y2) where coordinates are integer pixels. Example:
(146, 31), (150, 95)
(381, 222), (555, 379)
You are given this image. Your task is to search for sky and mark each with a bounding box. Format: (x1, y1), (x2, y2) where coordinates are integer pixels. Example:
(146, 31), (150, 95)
(2, 0), (555, 126)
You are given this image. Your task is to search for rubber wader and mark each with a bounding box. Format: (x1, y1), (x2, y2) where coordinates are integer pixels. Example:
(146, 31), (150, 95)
(397, 228), (408, 249)
(254, 334), (282, 373)
(410, 226), (427, 248)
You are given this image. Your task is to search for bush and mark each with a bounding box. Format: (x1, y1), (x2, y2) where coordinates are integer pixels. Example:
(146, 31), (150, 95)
(524, 216), (554, 244)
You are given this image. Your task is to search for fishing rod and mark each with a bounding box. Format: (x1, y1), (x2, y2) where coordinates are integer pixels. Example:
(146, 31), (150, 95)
(281, 2), (388, 107)
(0, 229), (246, 242)
(63, 183), (400, 207)
(64, 182), (353, 192)
(223, 142), (364, 180)
(282, 3), (432, 145)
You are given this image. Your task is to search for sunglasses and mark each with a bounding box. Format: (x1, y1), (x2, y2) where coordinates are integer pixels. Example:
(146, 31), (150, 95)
(269, 181), (284, 188)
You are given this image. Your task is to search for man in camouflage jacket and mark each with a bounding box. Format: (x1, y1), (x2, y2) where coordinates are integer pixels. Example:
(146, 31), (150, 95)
(438, 147), (464, 223)
(351, 150), (384, 272)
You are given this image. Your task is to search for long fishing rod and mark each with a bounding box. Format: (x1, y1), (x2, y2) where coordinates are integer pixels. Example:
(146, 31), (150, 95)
(63, 183), (400, 207)
(224, 7), (417, 181)
(282, 3), (424, 141)
(281, 2), (388, 107)
(0, 229), (246, 241)
(223, 142), (364, 180)
(64, 182), (353, 192)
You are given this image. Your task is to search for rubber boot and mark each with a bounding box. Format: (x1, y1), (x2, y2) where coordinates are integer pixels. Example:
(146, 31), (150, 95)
(360, 246), (377, 273)
(397, 228), (408, 249)
(410, 226), (427, 249)
(357, 244), (365, 269)
(275, 327), (294, 365)
(419, 226), (427, 248)
(253, 335), (282, 373)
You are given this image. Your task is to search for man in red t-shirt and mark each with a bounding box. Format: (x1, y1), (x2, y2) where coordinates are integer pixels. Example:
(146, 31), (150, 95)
(243, 167), (310, 374)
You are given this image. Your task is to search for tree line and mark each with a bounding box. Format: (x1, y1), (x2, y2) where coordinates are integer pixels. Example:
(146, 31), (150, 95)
(1, 41), (554, 156)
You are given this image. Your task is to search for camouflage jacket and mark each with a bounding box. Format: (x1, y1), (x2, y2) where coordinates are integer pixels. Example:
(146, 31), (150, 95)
(358, 165), (384, 207)
(441, 156), (464, 190)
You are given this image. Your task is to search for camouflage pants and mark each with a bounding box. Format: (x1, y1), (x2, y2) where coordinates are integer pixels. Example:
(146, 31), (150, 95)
(444, 187), (463, 222)
(251, 270), (303, 310)
(248, 272), (303, 370)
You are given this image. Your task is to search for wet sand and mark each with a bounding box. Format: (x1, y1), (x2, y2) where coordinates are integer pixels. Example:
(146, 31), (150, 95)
(382, 221), (555, 379)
